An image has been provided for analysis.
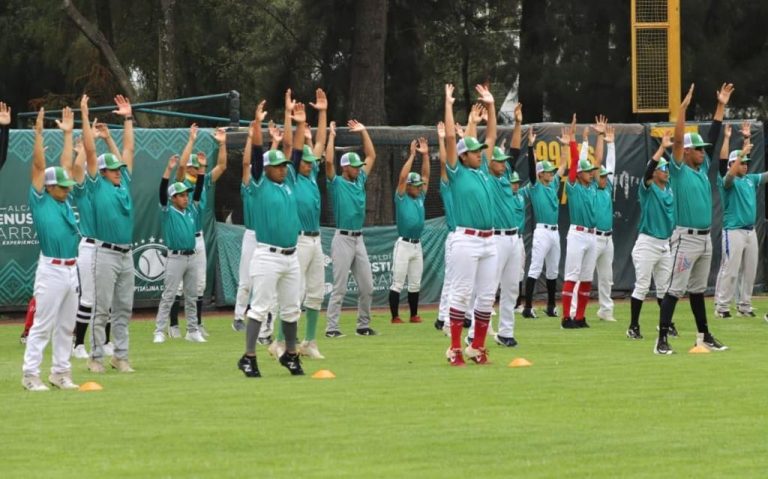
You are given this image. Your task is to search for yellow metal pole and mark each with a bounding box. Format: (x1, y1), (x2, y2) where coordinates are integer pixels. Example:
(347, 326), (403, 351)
(668, 0), (682, 121)
(630, 0), (638, 113)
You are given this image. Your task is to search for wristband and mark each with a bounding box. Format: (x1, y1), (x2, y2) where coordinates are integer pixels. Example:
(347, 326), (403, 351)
(125, 115), (134, 121)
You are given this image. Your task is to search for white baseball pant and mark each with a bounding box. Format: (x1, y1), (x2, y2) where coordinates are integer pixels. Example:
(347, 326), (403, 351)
(176, 233), (206, 297)
(631, 233), (672, 301)
(247, 244), (301, 324)
(564, 226), (598, 282)
(527, 225), (560, 280)
(297, 234), (325, 311)
(594, 234), (614, 316)
(714, 228), (758, 314)
(449, 228), (498, 314)
(390, 238), (423, 293)
(326, 232), (374, 332)
(494, 233), (523, 339)
(234, 229), (257, 320)
(437, 232), (456, 323)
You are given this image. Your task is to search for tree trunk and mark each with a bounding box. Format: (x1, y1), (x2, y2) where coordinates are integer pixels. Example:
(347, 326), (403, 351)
(157, 0), (178, 126)
(62, 0), (138, 101)
(518, 0), (546, 122)
(347, 0), (390, 225)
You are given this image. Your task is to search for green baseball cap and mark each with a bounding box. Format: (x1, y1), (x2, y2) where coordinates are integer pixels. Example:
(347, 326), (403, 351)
(301, 145), (319, 163)
(577, 159), (597, 173)
(491, 146), (511, 162)
(510, 171), (521, 183)
(683, 133), (711, 148)
(457, 136), (485, 155)
(656, 158), (669, 171)
(535, 160), (557, 174)
(189, 155), (202, 169)
(340, 152), (365, 168)
(167, 182), (191, 197)
(44, 166), (76, 187)
(599, 166), (612, 176)
(97, 153), (126, 170)
(406, 172), (423, 186)
(728, 149), (751, 164)
(262, 149), (289, 166)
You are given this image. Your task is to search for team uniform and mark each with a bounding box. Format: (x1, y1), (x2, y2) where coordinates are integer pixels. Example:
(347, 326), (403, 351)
(436, 179), (457, 333)
(592, 142), (616, 321)
(153, 180), (204, 343)
(233, 177), (259, 324)
(389, 173), (426, 324)
(87, 153), (135, 373)
(22, 167), (80, 391)
(325, 154), (376, 337)
(714, 150), (766, 317)
(628, 159), (674, 339)
(445, 137), (498, 365)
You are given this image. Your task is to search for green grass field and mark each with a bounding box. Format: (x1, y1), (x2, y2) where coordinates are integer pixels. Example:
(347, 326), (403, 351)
(2, 298), (768, 478)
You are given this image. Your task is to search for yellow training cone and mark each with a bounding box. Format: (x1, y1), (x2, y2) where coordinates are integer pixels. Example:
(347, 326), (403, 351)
(311, 369), (336, 379)
(688, 345), (711, 354)
(508, 358), (533, 368)
(79, 381), (103, 392)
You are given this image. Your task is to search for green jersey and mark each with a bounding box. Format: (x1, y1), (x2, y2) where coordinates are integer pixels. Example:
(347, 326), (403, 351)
(328, 170), (367, 230)
(594, 182), (614, 231)
(439, 180), (456, 232)
(29, 186), (80, 258)
(669, 154), (712, 229)
(240, 179), (257, 231)
(488, 170), (520, 230)
(183, 172), (212, 233)
(88, 169), (133, 245)
(719, 173), (762, 230)
(446, 157), (494, 230)
(252, 174), (300, 248)
(565, 180), (597, 228)
(638, 181), (674, 239)
(71, 176), (97, 238)
(290, 162), (321, 233)
(529, 175), (560, 225)
(395, 191), (426, 238)
(160, 203), (198, 251)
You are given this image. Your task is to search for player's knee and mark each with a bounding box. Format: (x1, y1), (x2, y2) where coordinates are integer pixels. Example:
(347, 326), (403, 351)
(407, 284), (421, 293)
(389, 282), (403, 294)
(280, 306), (301, 323)
(304, 297), (322, 311)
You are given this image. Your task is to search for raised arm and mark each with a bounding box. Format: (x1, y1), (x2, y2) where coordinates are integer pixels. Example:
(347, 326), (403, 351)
(465, 103), (483, 139)
(397, 140), (417, 196)
(646, 130), (672, 185)
(242, 126), (253, 186)
(604, 125), (615, 180)
(0, 102), (11, 171)
(509, 103), (523, 168)
(177, 124), (198, 181)
(282, 88), (295, 158)
(56, 107), (74, 174)
(527, 126), (537, 184)
(310, 88), (328, 158)
(476, 84), (496, 159)
(325, 121), (336, 180)
(673, 84), (694, 162)
(437, 121), (448, 182)
(113, 95), (134, 173)
(291, 103), (308, 170)
(719, 124), (731, 177)
(31, 109), (46, 192)
(416, 136), (430, 194)
(210, 127), (228, 182)
(160, 155), (179, 206)
(268, 121), (283, 151)
(592, 115), (607, 169)
(349, 120), (376, 175)
(724, 141), (751, 189)
(79, 95), (98, 177)
(71, 136), (86, 183)
(556, 126), (571, 181)
(94, 122), (121, 159)
(193, 156), (206, 202)
(708, 83), (734, 159)
(251, 100), (267, 182)
(444, 84), (457, 169)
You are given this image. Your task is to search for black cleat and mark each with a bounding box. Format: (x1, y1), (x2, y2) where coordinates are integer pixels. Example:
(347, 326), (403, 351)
(544, 306), (558, 318)
(654, 336), (674, 355)
(626, 326), (643, 340)
(668, 323), (679, 337)
(522, 308), (537, 319)
(434, 319), (445, 331)
(561, 318), (578, 329)
(279, 352), (305, 376)
(494, 335), (518, 347)
(463, 318), (472, 328)
(355, 327), (378, 336)
(737, 310), (756, 318)
(238, 355), (261, 378)
(257, 336), (273, 346)
(702, 333), (728, 351)
(715, 311), (732, 319)
(325, 330), (345, 338)
(575, 319), (590, 328)
(464, 336), (473, 347)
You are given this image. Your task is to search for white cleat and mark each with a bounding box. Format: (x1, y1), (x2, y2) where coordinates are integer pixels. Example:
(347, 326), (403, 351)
(198, 324), (210, 338)
(168, 326), (182, 339)
(72, 344), (89, 359)
(153, 332), (166, 344)
(22, 375), (49, 392)
(298, 340), (325, 359)
(185, 330), (207, 343)
(597, 311), (617, 322)
(268, 340), (286, 359)
(48, 373), (79, 390)
(102, 342), (115, 356)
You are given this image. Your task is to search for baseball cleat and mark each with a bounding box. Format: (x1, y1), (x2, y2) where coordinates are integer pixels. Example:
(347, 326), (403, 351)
(737, 310), (756, 318)
(110, 357), (135, 373)
(626, 326), (643, 340)
(19, 333), (28, 345)
(48, 373), (79, 390)
(699, 333), (728, 351)
(87, 358), (105, 374)
(658, 323), (679, 337)
(522, 308), (537, 319)
(152, 332), (166, 344)
(391, 316), (404, 324)
(574, 319), (590, 328)
(464, 345), (490, 364)
(409, 315), (422, 323)
(446, 347), (465, 367)
(561, 318), (578, 329)
(494, 335), (518, 347)
(185, 330), (207, 343)
(168, 325), (182, 339)
(298, 340), (325, 359)
(22, 375), (49, 392)
(198, 325), (210, 338)
(714, 310), (732, 319)
(355, 327), (378, 336)
(232, 318), (246, 332)
(238, 354), (261, 378)
(654, 336), (674, 355)
(72, 344), (89, 358)
(279, 352), (305, 376)
(325, 330), (345, 338)
(597, 311), (617, 322)
(257, 336), (273, 345)
(544, 306), (558, 318)
(434, 319), (444, 331)
(464, 335), (473, 347)
(267, 340), (286, 359)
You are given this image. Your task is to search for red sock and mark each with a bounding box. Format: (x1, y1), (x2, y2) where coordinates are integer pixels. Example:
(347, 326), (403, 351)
(471, 310), (491, 349)
(562, 281), (575, 318)
(23, 297), (36, 333)
(449, 307), (464, 349)
(575, 281), (592, 320)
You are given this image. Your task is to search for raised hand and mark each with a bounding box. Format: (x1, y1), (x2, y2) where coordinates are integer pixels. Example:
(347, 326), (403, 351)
(557, 126), (571, 145)
(94, 121), (111, 139)
(80, 94), (90, 117)
(291, 102), (307, 123)
(723, 124), (732, 138)
(268, 121), (283, 144)
(55, 107), (74, 133)
(681, 83), (694, 109)
(409, 139), (417, 156)
(329, 121), (336, 137)
(0, 102), (11, 125)
(740, 121), (751, 139)
(74, 136), (84, 155)
(255, 100), (268, 122)
(742, 140), (753, 156)
(514, 103), (523, 124)
(445, 84), (455, 105)
(34, 108), (44, 134)
(309, 88), (328, 111)
(437, 121), (446, 139)
(660, 130), (673, 149)
(591, 114), (608, 135)
(568, 113), (577, 138)
(213, 127), (226, 144)
(347, 119), (366, 133)
(475, 84), (494, 104)
(304, 123), (312, 141)
(479, 105), (489, 123)
(582, 126), (589, 142)
(469, 103), (484, 124)
(499, 138), (507, 151)
(527, 126), (536, 144)
(605, 125), (615, 143)
(167, 154), (179, 169)
(416, 137), (429, 155)
(455, 122), (465, 139)
(188, 123), (198, 142)
(196, 151), (207, 167)
(717, 83), (735, 105)
(113, 94), (132, 117)
(285, 88), (296, 112)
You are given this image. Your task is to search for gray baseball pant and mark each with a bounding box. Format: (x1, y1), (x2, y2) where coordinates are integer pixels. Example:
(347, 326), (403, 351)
(91, 246), (134, 361)
(155, 253), (199, 334)
(326, 231), (373, 332)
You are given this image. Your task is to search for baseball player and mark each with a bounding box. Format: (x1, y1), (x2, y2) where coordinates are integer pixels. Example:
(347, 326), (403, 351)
(153, 155), (206, 343)
(167, 125), (227, 338)
(435, 121), (457, 333)
(237, 139), (305, 378)
(560, 118), (601, 329)
(22, 107), (80, 391)
(654, 83), (731, 355)
(513, 125), (538, 313)
(442, 83), (499, 366)
(85, 94), (136, 374)
(714, 123), (764, 318)
(389, 137), (430, 324)
(325, 119), (378, 338)
(627, 131), (675, 340)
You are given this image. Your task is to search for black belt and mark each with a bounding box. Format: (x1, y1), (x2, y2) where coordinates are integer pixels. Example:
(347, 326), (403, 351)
(739, 226), (755, 231)
(684, 228), (710, 235)
(540, 224), (558, 231)
(168, 249), (195, 256)
(596, 230), (612, 237)
(195, 232), (203, 238)
(494, 228), (519, 236)
(301, 231), (320, 237)
(100, 242), (131, 253)
(339, 230), (362, 237)
(84, 238), (97, 244)
(400, 237), (420, 244)
(269, 246), (296, 255)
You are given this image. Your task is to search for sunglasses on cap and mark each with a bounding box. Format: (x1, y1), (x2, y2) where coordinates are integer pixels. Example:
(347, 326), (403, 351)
(657, 164), (668, 172)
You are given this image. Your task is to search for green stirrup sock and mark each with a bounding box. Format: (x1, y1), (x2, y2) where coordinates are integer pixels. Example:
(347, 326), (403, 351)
(305, 308), (319, 341)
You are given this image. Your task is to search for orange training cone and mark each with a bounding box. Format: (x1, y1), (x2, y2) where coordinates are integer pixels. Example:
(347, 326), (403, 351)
(508, 357), (533, 368)
(79, 381), (104, 392)
(311, 369), (336, 379)
(688, 345), (711, 354)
